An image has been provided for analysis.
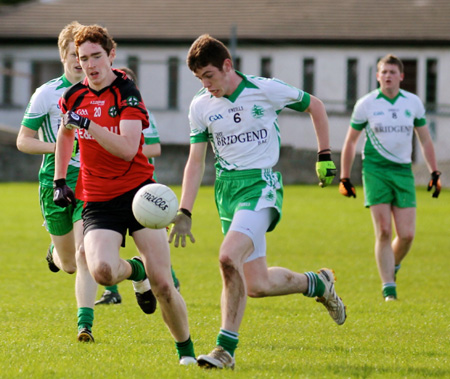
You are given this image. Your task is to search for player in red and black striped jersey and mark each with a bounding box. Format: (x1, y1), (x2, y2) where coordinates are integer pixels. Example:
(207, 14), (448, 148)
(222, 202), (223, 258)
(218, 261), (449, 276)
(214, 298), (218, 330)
(53, 24), (196, 364)
(60, 68), (153, 201)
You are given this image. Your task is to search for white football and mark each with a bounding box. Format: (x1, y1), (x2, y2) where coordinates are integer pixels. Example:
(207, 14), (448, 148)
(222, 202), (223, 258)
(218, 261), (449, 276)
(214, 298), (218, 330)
(132, 183), (179, 229)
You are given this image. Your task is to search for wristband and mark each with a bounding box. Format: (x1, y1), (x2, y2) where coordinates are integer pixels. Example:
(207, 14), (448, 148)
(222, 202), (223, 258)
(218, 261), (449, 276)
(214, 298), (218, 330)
(178, 208), (192, 218)
(317, 153), (332, 162)
(53, 178), (67, 188)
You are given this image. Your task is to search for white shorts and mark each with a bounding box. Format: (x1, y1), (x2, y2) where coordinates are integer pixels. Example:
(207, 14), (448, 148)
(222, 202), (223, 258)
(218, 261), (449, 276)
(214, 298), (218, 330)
(229, 208), (276, 263)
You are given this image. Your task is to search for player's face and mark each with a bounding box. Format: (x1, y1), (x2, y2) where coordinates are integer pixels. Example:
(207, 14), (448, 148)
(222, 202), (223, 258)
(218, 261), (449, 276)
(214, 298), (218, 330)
(77, 41), (116, 91)
(194, 60), (233, 98)
(62, 42), (83, 84)
(376, 63), (404, 94)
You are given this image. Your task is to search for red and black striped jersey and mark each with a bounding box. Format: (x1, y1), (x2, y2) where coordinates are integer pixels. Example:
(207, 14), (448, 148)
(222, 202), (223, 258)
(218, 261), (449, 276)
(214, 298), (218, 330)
(60, 69), (154, 201)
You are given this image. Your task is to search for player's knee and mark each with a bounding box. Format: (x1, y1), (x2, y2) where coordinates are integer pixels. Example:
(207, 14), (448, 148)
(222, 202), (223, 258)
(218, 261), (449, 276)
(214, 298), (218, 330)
(399, 233), (414, 246)
(219, 254), (239, 278)
(60, 262), (77, 275)
(377, 226), (392, 240)
(93, 262), (114, 286)
(247, 284), (267, 298)
(152, 279), (173, 303)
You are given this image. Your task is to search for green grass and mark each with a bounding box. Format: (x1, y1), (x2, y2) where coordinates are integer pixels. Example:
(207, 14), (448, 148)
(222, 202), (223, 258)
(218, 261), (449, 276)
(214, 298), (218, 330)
(0, 183), (448, 378)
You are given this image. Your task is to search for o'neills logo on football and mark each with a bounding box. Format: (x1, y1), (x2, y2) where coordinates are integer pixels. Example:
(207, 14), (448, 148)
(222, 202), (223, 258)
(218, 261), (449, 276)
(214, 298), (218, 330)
(142, 192), (169, 210)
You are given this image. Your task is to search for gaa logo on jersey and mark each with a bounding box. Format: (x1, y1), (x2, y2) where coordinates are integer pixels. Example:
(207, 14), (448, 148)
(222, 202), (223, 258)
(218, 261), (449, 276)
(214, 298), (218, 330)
(109, 106), (118, 117)
(405, 109), (412, 118)
(127, 96), (139, 107)
(252, 105), (264, 119)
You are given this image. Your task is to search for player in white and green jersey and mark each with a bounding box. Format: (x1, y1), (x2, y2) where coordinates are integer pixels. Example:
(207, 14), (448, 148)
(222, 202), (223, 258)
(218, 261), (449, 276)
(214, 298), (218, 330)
(340, 54), (441, 301)
(169, 34), (346, 369)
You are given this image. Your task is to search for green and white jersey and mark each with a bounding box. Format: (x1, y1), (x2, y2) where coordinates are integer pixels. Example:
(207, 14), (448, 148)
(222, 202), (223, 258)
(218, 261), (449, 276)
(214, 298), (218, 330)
(143, 110), (160, 161)
(351, 88), (426, 169)
(21, 74), (80, 188)
(189, 71), (310, 171)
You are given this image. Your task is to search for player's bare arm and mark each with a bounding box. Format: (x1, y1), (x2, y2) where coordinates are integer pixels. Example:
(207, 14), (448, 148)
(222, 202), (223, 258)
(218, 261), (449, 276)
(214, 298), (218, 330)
(340, 127), (362, 178)
(415, 125), (439, 173)
(54, 124), (76, 180)
(169, 142), (207, 247)
(142, 143), (161, 159)
(16, 125), (56, 154)
(304, 95), (331, 152)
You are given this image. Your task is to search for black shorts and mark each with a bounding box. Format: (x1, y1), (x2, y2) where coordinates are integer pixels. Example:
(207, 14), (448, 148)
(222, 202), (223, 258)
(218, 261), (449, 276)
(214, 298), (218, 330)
(82, 179), (154, 247)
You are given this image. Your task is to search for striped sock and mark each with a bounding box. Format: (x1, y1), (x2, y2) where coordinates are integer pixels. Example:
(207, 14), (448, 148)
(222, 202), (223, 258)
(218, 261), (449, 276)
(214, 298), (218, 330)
(175, 336), (195, 359)
(303, 271), (325, 297)
(217, 329), (239, 357)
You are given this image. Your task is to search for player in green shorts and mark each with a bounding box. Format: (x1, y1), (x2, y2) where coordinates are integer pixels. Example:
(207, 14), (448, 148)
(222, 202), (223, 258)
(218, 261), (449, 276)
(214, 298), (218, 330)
(17, 22), (122, 337)
(339, 54), (441, 301)
(169, 34), (346, 369)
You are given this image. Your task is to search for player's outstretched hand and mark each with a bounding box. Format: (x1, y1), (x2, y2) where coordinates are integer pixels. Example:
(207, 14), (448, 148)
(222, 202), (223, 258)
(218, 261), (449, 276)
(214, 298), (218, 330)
(315, 154), (337, 187)
(63, 110), (91, 130)
(427, 170), (441, 198)
(53, 179), (76, 208)
(168, 211), (195, 248)
(339, 178), (356, 198)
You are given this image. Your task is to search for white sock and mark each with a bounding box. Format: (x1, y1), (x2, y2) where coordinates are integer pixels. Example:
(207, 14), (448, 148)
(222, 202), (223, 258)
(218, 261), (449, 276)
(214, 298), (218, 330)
(132, 278), (151, 293)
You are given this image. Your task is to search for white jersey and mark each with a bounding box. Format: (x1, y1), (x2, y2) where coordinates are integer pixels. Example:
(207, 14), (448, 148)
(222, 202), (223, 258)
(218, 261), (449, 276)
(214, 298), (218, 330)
(351, 88), (426, 168)
(189, 72), (310, 171)
(21, 74), (80, 188)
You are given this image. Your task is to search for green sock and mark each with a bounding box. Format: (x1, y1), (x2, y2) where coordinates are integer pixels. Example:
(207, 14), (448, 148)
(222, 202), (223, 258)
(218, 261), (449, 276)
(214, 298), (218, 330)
(77, 307), (94, 331)
(104, 285), (118, 293)
(217, 329), (238, 357)
(126, 258), (146, 281)
(175, 336), (195, 359)
(303, 272), (325, 297)
(382, 283), (397, 298)
(171, 266), (180, 289)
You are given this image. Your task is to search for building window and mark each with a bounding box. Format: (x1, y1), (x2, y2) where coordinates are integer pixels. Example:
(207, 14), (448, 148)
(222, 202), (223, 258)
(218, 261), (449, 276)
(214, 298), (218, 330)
(400, 59), (417, 94)
(2, 57), (13, 105)
(31, 60), (61, 93)
(425, 59), (437, 112)
(168, 57), (179, 109)
(260, 57), (272, 78)
(303, 58), (315, 94)
(346, 59), (358, 111)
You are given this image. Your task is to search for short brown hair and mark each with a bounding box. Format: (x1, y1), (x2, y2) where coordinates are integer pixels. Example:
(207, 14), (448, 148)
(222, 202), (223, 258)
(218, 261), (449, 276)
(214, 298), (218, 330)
(58, 21), (82, 60)
(377, 54), (404, 73)
(74, 25), (117, 56)
(187, 34), (232, 72)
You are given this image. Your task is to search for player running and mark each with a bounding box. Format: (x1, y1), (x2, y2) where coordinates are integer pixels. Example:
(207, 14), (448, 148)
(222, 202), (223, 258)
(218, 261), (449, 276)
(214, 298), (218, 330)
(339, 54), (441, 301)
(170, 34), (346, 369)
(52, 24), (196, 364)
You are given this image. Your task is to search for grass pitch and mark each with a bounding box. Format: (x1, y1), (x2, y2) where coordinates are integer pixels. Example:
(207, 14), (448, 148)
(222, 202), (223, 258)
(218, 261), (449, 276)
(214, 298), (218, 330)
(0, 183), (448, 378)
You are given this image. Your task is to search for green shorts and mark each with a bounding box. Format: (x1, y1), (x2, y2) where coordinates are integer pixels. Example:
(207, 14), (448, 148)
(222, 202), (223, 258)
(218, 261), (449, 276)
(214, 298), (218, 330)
(362, 168), (416, 208)
(39, 185), (84, 236)
(214, 169), (283, 235)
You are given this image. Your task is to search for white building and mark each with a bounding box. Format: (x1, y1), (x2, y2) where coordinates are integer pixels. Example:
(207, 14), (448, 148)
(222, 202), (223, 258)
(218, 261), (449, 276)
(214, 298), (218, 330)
(1, 0), (449, 166)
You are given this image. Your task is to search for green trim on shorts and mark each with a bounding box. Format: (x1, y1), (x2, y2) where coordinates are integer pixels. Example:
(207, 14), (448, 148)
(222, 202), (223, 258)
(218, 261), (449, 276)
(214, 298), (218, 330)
(39, 185), (84, 236)
(362, 167), (416, 208)
(214, 168), (283, 234)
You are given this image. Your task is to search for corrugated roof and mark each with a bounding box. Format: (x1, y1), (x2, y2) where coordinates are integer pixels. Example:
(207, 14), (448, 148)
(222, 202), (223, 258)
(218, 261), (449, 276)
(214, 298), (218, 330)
(0, 0), (449, 44)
